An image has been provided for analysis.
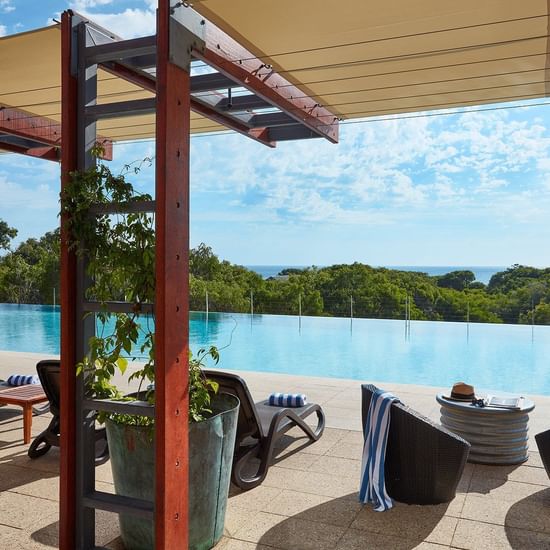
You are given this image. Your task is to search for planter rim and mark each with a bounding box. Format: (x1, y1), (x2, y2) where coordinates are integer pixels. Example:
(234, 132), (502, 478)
(105, 392), (239, 429)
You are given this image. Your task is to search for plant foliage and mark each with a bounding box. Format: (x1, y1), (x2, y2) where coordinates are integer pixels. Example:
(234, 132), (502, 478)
(60, 146), (217, 425)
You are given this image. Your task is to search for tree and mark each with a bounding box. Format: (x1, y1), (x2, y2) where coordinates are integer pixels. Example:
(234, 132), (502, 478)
(435, 270), (475, 291)
(0, 219), (17, 251)
(190, 243), (222, 280)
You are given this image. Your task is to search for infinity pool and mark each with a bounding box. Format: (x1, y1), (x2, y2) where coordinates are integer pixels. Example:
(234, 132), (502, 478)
(0, 304), (548, 395)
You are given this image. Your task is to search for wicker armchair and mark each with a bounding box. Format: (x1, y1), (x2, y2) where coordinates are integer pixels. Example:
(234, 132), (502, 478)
(361, 384), (470, 505)
(535, 429), (550, 479)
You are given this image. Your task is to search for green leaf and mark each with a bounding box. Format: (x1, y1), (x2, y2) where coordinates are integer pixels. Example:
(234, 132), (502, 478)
(116, 357), (128, 375)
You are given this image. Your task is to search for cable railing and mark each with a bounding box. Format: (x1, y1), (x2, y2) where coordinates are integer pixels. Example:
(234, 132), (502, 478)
(190, 289), (549, 326)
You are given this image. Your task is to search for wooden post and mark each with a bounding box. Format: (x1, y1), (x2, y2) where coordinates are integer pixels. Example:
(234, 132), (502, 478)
(154, 2), (191, 547)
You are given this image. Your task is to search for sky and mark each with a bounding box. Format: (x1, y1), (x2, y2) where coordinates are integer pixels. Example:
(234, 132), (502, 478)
(2, 2), (550, 267)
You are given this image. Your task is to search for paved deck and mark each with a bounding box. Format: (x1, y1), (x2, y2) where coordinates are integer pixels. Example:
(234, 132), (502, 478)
(1, 350), (550, 549)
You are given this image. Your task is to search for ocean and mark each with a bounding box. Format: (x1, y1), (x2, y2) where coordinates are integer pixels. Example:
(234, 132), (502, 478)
(245, 265), (507, 285)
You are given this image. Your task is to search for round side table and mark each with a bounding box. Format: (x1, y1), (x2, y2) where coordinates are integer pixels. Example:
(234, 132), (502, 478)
(436, 394), (535, 465)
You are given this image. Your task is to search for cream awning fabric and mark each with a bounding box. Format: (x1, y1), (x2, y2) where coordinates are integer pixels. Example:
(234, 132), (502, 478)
(1, 1), (549, 146)
(193, 0), (550, 120)
(0, 25), (225, 142)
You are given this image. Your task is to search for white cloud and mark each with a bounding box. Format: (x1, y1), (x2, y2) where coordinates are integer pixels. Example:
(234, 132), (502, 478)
(68, 4), (156, 38)
(0, 174), (58, 210)
(0, 24), (6, 36)
(0, 0), (14, 13)
(71, 0), (114, 9)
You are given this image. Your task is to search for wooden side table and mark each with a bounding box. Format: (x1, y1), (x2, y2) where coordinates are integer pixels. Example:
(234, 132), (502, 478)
(0, 385), (48, 444)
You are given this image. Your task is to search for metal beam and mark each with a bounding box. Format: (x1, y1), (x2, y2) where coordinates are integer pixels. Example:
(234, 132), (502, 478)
(248, 111), (298, 129)
(100, 60), (275, 146)
(268, 125), (324, 141)
(190, 72), (237, 93)
(190, 96), (274, 146)
(88, 200), (156, 215)
(60, 11), (78, 550)
(86, 97), (156, 120)
(82, 301), (154, 314)
(172, 6), (339, 143)
(85, 35), (156, 64)
(215, 94), (272, 112)
(83, 491), (154, 519)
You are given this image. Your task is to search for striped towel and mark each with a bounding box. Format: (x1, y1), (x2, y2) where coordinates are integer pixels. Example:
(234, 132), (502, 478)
(268, 393), (307, 407)
(359, 389), (399, 511)
(7, 374), (40, 386)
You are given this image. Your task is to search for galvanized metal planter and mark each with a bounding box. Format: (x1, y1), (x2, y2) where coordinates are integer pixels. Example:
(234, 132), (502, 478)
(105, 393), (239, 550)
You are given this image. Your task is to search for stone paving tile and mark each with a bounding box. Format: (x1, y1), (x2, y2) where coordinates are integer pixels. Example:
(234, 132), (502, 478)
(233, 510), (347, 550)
(336, 528), (451, 549)
(215, 537), (277, 550)
(271, 448), (319, 471)
(263, 489), (362, 528)
(275, 427), (346, 457)
(0, 491), (58, 529)
(352, 502), (457, 546)
(228, 485), (283, 511)
(525, 450), (544, 469)
(472, 462), (550, 486)
(263, 465), (359, 499)
(308, 454), (362, 479)
(452, 517), (550, 549)
(223, 503), (260, 538)
(325, 439), (363, 460)
(455, 463), (474, 494)
(0, 523), (58, 549)
(1, 356), (550, 549)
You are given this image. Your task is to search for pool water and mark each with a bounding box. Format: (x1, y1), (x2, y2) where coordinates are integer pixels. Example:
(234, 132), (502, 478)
(0, 304), (547, 395)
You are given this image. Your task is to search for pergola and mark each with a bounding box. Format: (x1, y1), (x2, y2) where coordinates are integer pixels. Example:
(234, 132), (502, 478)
(0, 1), (548, 548)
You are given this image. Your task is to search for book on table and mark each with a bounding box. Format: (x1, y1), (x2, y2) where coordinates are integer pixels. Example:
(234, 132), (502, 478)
(485, 395), (522, 409)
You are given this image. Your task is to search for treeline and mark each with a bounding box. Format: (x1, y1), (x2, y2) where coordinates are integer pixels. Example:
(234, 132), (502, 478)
(0, 221), (59, 304)
(189, 244), (550, 325)
(1, 220), (550, 325)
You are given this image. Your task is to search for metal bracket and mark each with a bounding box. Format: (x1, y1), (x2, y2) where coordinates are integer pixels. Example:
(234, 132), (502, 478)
(169, 4), (206, 71)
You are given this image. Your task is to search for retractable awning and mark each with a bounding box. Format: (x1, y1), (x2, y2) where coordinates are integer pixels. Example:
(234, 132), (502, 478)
(193, 0), (550, 119)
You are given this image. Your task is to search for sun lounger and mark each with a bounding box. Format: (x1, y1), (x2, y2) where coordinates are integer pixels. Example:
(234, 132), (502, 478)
(362, 384), (470, 504)
(203, 370), (325, 490)
(28, 359), (109, 464)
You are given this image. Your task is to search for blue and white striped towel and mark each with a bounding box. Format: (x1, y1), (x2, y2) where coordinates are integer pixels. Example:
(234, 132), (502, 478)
(268, 393), (307, 407)
(7, 374), (40, 386)
(359, 389), (399, 511)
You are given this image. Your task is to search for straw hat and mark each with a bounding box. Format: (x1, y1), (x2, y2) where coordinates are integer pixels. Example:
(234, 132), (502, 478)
(445, 382), (475, 402)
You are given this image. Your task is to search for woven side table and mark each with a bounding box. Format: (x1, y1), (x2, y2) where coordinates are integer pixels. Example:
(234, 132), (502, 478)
(436, 393), (535, 465)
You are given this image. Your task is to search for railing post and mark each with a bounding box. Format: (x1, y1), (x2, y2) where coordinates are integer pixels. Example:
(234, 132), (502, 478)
(298, 292), (302, 332)
(250, 290), (254, 316)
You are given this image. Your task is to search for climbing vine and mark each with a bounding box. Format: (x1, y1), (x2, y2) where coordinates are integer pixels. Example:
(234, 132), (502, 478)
(60, 145), (217, 425)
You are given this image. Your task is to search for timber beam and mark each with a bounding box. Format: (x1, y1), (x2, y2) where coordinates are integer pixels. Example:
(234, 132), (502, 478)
(0, 106), (112, 161)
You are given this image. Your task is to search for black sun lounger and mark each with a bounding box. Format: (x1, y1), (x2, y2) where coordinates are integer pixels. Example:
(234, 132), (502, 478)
(28, 359), (109, 464)
(203, 370), (325, 490)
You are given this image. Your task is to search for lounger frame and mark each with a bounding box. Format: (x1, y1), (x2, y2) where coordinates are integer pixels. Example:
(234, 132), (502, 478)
(204, 370), (325, 490)
(28, 360), (109, 464)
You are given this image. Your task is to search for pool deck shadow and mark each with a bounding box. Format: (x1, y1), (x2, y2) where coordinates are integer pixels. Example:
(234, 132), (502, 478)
(1, 350), (550, 549)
